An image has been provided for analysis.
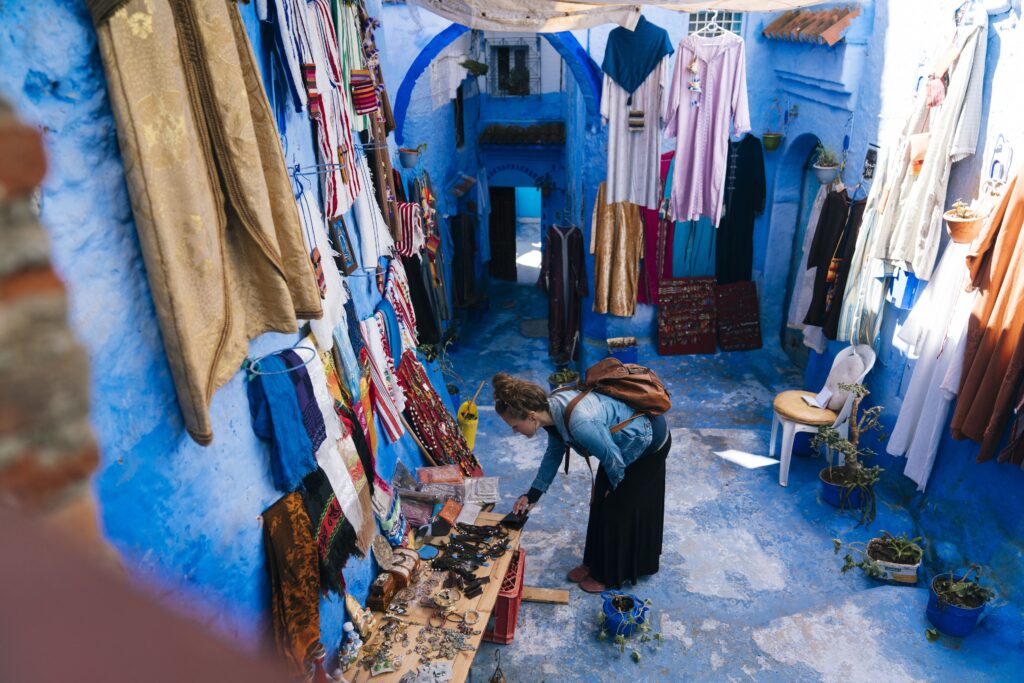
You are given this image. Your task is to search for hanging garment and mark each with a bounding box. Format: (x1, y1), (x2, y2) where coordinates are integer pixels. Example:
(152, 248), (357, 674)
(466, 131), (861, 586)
(383, 259), (420, 352)
(352, 153), (395, 270)
(359, 313), (406, 442)
(332, 0), (369, 132)
(246, 355), (317, 492)
(952, 174), (1024, 463)
(300, 467), (359, 595)
(802, 190), (866, 340)
(601, 16), (672, 209)
(296, 338), (372, 552)
(295, 184), (346, 352)
(786, 186), (829, 330)
(591, 182), (644, 317)
(661, 156), (716, 278)
(838, 8), (988, 344)
(402, 254), (442, 345)
(716, 134), (766, 284)
(262, 492), (320, 675)
(602, 15), (674, 95)
(637, 152), (675, 305)
(538, 225), (588, 361)
(90, 0), (323, 445)
(395, 201), (426, 257)
(664, 31), (750, 225)
(875, 10), (987, 279)
(887, 242), (975, 491)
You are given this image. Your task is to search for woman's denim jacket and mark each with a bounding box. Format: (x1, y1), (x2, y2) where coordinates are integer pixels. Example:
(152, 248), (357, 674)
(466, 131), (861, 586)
(530, 390), (653, 494)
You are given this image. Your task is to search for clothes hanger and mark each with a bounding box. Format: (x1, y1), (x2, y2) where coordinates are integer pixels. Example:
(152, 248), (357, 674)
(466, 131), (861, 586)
(694, 10), (722, 37)
(245, 343), (317, 377)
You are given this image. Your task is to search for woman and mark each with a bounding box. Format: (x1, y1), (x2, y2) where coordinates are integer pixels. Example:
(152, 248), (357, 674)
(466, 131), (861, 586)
(493, 372), (670, 593)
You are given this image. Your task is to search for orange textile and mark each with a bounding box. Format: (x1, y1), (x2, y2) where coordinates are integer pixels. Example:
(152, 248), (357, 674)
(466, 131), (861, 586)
(952, 174), (1024, 463)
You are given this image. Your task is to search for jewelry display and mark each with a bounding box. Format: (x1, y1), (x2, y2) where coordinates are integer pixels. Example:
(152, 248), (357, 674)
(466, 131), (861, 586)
(358, 617), (409, 675)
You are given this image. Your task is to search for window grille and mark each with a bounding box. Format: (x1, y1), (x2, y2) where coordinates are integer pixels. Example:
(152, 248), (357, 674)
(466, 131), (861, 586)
(688, 11), (743, 36)
(486, 38), (540, 97)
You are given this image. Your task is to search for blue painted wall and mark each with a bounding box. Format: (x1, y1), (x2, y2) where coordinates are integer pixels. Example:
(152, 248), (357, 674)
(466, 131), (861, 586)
(0, 0), (440, 654)
(515, 187), (542, 219)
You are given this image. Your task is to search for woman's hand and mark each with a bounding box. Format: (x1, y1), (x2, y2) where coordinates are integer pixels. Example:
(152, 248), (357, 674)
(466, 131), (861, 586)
(512, 495), (533, 515)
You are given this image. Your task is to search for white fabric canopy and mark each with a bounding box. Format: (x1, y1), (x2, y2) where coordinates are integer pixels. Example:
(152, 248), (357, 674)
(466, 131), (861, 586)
(408, 1), (831, 32)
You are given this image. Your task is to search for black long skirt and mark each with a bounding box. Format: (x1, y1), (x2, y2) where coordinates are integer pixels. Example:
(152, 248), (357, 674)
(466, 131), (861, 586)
(583, 434), (670, 586)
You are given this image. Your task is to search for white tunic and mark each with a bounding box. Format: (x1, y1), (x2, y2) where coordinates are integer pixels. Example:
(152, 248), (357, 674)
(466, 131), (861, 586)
(886, 242), (976, 491)
(601, 57), (669, 210)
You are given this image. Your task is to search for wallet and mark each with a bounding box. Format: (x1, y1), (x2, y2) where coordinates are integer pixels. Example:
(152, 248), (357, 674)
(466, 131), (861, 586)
(499, 511), (529, 530)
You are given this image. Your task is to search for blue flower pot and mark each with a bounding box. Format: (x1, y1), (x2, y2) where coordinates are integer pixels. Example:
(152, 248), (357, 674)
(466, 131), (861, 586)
(601, 591), (649, 637)
(927, 574), (986, 637)
(819, 468), (865, 510)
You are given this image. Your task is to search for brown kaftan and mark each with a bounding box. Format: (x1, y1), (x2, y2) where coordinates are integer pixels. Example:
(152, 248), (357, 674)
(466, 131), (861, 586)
(951, 173), (1024, 463)
(591, 182), (644, 317)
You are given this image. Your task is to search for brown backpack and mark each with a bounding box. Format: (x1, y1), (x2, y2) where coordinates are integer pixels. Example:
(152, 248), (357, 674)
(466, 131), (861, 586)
(552, 358), (672, 477)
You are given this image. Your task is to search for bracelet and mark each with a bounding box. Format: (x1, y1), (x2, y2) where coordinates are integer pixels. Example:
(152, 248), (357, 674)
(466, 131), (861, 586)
(463, 609), (480, 626)
(428, 611), (445, 628)
(445, 611), (465, 623)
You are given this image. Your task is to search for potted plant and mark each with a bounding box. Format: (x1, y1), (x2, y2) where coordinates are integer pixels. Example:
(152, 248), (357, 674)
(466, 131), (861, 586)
(832, 531), (924, 584)
(398, 142), (426, 169)
(596, 592), (662, 664)
(607, 336), (638, 365)
(811, 383), (885, 526)
(926, 564), (995, 638)
(764, 100), (798, 152)
(460, 59), (488, 77)
(943, 199), (984, 244)
(812, 142), (841, 185)
(548, 367), (579, 391)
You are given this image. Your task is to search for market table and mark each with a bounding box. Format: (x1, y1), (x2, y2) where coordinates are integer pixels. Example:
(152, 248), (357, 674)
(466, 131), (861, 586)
(346, 511), (523, 682)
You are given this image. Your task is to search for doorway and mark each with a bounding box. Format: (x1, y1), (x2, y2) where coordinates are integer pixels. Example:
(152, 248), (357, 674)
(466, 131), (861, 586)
(488, 186), (543, 284)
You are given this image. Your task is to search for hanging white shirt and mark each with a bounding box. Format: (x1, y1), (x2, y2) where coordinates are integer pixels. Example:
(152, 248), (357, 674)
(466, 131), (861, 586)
(601, 57), (669, 210)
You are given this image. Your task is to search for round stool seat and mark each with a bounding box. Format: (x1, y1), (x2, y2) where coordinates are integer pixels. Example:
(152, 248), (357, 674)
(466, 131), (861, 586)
(773, 390), (837, 426)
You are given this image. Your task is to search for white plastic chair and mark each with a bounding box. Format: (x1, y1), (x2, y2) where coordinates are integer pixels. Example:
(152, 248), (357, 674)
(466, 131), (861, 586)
(768, 344), (876, 486)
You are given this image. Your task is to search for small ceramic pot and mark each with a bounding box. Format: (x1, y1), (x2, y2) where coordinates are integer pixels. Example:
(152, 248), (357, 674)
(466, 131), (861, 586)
(398, 148), (421, 169)
(763, 133), (784, 151)
(943, 210), (984, 244)
(813, 164), (840, 185)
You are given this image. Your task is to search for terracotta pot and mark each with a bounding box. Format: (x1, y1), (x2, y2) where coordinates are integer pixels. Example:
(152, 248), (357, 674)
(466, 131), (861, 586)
(398, 148), (420, 169)
(813, 164), (840, 185)
(763, 133), (784, 151)
(943, 210), (984, 244)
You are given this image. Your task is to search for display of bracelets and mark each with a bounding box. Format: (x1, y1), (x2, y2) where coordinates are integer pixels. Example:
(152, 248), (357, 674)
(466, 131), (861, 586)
(413, 621), (478, 663)
(359, 617), (409, 675)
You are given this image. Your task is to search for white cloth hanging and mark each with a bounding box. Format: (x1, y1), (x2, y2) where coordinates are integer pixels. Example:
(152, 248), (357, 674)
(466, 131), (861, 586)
(353, 154), (395, 269)
(296, 185), (345, 352)
(787, 186), (829, 330)
(601, 57), (669, 210)
(887, 242), (976, 491)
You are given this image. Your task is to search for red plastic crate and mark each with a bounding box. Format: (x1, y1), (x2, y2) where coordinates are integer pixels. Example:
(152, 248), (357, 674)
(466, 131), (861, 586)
(483, 548), (526, 644)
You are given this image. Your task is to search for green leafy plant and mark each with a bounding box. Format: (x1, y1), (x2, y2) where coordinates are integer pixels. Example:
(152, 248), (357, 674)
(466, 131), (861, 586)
(833, 531), (924, 579)
(948, 199), (978, 219)
(933, 564), (995, 610)
(814, 142), (840, 168)
(460, 59), (488, 77)
(607, 336), (637, 350)
(811, 383), (886, 526)
(548, 367), (579, 386)
(594, 598), (662, 665)
(767, 98), (799, 134)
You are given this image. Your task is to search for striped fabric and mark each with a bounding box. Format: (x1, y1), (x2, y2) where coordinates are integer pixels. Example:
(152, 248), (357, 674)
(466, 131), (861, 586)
(395, 201), (426, 257)
(350, 69), (379, 114)
(384, 260), (419, 351)
(359, 314), (405, 443)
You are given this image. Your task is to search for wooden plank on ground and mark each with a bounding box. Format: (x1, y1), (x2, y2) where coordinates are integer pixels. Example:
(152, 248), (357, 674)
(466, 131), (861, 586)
(522, 586), (570, 605)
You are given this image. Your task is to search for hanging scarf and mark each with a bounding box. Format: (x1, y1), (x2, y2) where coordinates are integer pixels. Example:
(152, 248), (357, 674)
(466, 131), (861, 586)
(301, 467), (360, 595)
(280, 350), (327, 452)
(601, 15), (674, 95)
(262, 492), (320, 674)
(247, 355), (317, 492)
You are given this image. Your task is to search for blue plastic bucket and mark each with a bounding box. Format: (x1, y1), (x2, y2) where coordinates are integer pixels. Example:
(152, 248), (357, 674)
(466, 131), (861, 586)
(819, 469), (865, 510)
(926, 574), (985, 637)
(601, 591), (649, 637)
